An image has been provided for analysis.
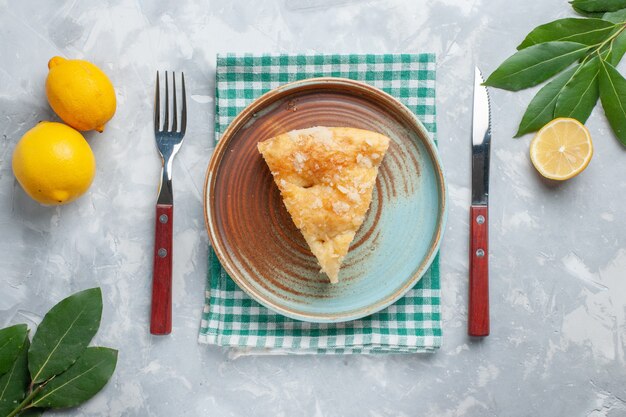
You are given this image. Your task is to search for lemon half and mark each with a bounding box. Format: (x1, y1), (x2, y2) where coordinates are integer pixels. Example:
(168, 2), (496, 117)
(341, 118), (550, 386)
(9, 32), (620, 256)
(529, 118), (593, 181)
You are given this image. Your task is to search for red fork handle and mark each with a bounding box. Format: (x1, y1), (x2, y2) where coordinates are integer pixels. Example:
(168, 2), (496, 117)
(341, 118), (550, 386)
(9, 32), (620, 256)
(151, 204), (173, 335)
(469, 205), (489, 337)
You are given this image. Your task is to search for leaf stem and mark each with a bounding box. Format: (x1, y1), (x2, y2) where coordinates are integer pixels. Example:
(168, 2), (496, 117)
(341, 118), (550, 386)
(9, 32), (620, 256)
(567, 24), (626, 79)
(592, 23), (626, 57)
(6, 384), (44, 417)
(564, 51), (594, 87)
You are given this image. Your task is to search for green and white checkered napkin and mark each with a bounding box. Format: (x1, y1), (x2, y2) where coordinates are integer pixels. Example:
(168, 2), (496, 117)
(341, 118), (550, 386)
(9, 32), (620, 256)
(199, 53), (441, 354)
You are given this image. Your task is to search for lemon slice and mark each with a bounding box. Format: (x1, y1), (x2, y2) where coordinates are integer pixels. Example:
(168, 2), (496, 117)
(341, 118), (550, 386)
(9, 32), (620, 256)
(529, 117), (593, 181)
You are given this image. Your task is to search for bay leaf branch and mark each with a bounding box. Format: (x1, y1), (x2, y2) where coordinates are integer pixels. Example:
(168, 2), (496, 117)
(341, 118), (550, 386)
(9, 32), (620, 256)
(0, 324), (28, 377)
(485, 41), (590, 91)
(555, 56), (601, 121)
(517, 18), (617, 50)
(29, 347), (117, 409)
(28, 288), (102, 384)
(0, 339), (30, 417)
(599, 58), (626, 145)
(571, 0), (626, 12)
(603, 8), (626, 21)
(515, 67), (578, 137)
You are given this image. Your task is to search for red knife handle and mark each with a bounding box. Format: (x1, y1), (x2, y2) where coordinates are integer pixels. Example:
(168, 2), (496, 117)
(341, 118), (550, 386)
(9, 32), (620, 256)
(469, 205), (489, 337)
(151, 204), (173, 335)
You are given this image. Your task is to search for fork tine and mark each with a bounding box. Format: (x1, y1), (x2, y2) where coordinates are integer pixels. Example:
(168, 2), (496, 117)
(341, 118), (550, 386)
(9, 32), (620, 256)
(154, 71), (160, 132)
(164, 71), (169, 131)
(180, 72), (187, 135)
(172, 72), (177, 132)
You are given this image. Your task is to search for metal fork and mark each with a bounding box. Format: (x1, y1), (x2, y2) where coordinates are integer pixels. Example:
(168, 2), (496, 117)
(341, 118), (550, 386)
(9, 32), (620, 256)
(151, 71), (187, 335)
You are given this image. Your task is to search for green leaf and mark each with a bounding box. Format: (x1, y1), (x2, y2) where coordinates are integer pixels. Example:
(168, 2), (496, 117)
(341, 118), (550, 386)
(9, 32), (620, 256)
(19, 409), (44, 416)
(603, 8), (626, 22)
(0, 324), (28, 377)
(0, 338), (30, 417)
(485, 41), (589, 91)
(555, 56), (601, 122)
(599, 59), (626, 145)
(572, 5), (610, 16)
(606, 30), (626, 64)
(515, 67), (577, 137)
(28, 288), (102, 384)
(18, 409), (44, 417)
(572, 0), (626, 12)
(30, 347), (117, 409)
(517, 18), (617, 50)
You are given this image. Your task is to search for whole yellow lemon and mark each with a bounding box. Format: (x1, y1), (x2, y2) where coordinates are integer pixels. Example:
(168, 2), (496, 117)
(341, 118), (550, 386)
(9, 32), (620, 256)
(45, 56), (116, 132)
(12, 122), (96, 205)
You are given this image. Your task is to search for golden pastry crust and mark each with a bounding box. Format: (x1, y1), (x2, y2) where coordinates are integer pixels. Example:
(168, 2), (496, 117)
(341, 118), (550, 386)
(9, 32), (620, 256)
(257, 126), (390, 283)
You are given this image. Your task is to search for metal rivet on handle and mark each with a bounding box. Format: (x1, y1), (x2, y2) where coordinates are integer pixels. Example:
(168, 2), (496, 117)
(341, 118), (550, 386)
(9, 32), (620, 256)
(158, 248), (167, 258)
(476, 215), (485, 224)
(159, 214), (168, 223)
(476, 249), (485, 257)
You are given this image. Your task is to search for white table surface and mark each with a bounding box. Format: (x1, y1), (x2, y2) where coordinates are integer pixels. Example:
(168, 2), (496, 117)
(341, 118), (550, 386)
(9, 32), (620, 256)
(1, 0), (626, 416)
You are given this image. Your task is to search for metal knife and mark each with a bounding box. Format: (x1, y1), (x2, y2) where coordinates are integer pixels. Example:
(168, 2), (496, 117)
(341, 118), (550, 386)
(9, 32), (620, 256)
(469, 67), (491, 337)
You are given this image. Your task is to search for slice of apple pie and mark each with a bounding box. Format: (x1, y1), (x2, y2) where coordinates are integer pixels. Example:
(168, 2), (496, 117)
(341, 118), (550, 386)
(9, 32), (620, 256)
(257, 126), (390, 283)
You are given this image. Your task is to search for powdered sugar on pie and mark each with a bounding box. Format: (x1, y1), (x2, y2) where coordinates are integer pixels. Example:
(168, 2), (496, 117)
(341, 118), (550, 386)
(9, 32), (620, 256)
(257, 126), (390, 283)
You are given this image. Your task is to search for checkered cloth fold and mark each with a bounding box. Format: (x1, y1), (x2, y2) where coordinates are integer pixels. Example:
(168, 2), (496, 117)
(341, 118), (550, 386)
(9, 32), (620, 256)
(199, 53), (441, 354)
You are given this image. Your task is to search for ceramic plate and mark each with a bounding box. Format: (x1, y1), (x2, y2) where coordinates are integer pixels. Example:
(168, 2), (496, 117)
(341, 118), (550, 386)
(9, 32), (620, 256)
(204, 78), (447, 323)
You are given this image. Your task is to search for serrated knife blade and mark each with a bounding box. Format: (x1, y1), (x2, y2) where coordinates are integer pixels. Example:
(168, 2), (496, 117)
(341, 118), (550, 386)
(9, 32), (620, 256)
(472, 67), (491, 205)
(469, 67), (491, 337)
